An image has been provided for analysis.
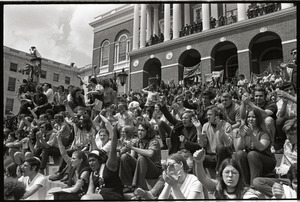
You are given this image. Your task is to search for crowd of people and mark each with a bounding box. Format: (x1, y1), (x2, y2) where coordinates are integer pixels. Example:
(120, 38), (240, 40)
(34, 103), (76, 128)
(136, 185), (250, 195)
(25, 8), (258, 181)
(3, 48), (297, 200)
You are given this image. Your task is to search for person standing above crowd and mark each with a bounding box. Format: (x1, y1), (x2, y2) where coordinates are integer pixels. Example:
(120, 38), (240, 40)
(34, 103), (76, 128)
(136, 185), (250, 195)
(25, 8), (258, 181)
(101, 78), (117, 109)
(86, 77), (104, 119)
(43, 83), (54, 104)
(53, 85), (67, 113)
(32, 85), (51, 117)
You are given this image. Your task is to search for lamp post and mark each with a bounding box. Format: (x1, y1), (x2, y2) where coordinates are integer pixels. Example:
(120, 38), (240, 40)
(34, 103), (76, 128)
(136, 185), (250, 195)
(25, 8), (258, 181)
(117, 68), (128, 86)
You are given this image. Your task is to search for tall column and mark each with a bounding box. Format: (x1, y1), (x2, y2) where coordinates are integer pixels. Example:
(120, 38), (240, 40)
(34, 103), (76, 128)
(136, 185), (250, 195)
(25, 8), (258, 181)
(202, 3), (210, 31)
(281, 3), (294, 9)
(237, 4), (247, 21)
(184, 4), (190, 25)
(173, 4), (181, 39)
(164, 4), (171, 41)
(146, 6), (152, 40)
(133, 4), (140, 50)
(153, 5), (159, 35)
(140, 4), (147, 48)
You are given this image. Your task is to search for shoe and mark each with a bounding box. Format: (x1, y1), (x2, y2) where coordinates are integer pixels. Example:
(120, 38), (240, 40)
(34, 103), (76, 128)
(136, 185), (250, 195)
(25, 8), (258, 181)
(136, 188), (156, 199)
(123, 186), (134, 193)
(161, 145), (168, 150)
(60, 174), (69, 182)
(49, 172), (63, 181)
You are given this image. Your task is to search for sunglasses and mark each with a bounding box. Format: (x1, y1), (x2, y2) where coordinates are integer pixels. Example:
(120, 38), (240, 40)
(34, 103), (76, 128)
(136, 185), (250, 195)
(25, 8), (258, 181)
(291, 51), (297, 55)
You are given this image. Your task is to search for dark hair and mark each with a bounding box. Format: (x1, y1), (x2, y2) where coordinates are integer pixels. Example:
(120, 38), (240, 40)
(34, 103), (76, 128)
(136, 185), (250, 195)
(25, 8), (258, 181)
(6, 163), (19, 178)
(81, 114), (93, 131)
(287, 163), (297, 186)
(168, 153), (189, 173)
(221, 92), (232, 99)
(89, 77), (98, 85)
(138, 118), (155, 140)
(15, 130), (26, 139)
(88, 149), (108, 164)
(202, 90), (215, 100)
(101, 78), (111, 88)
(244, 108), (268, 133)
(4, 178), (26, 200)
(46, 109), (54, 118)
(58, 85), (65, 92)
(25, 157), (41, 172)
(215, 158), (244, 199)
(41, 122), (53, 131)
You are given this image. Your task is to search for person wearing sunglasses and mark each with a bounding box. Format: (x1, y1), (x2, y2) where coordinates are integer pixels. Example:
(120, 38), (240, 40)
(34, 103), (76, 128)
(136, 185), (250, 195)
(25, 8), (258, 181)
(158, 152), (203, 199)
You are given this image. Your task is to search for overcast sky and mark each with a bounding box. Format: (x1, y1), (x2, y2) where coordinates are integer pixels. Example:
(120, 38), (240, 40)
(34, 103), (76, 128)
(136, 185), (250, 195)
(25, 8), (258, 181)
(4, 4), (123, 68)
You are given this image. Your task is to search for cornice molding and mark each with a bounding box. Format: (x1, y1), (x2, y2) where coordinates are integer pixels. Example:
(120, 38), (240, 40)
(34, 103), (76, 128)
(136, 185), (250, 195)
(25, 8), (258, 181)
(129, 7), (296, 57)
(90, 6), (134, 29)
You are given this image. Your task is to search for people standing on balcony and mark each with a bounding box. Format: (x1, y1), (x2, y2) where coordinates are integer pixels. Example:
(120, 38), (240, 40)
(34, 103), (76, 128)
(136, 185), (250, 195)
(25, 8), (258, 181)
(141, 83), (160, 116)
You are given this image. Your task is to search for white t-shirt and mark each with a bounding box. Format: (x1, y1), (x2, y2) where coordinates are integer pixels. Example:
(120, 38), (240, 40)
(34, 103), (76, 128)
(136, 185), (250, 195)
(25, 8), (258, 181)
(168, 174), (203, 199)
(44, 88), (54, 103)
(18, 173), (47, 200)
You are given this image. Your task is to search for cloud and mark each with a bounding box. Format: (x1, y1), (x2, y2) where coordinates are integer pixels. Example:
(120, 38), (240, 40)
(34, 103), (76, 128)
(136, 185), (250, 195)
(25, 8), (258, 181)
(4, 4), (122, 67)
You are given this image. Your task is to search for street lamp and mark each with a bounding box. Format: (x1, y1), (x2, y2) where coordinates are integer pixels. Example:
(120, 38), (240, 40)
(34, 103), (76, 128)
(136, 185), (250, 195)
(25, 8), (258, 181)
(117, 68), (128, 86)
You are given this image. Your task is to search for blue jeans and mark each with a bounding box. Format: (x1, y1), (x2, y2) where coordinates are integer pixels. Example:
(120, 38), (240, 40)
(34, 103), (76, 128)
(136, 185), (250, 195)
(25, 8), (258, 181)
(253, 177), (290, 198)
(233, 150), (276, 186)
(119, 153), (162, 190)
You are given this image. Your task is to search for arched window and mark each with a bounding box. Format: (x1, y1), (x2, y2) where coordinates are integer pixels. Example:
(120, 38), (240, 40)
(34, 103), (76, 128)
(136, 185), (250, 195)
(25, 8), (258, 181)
(114, 34), (130, 64)
(226, 55), (238, 78)
(100, 40), (110, 67)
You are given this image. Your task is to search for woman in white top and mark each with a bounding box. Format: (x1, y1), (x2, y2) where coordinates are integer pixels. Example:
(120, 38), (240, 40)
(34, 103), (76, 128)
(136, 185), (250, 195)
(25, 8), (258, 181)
(158, 153), (203, 200)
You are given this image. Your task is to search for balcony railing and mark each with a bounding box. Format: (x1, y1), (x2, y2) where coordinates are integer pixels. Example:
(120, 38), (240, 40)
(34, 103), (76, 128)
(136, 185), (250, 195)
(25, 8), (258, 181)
(246, 3), (282, 19)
